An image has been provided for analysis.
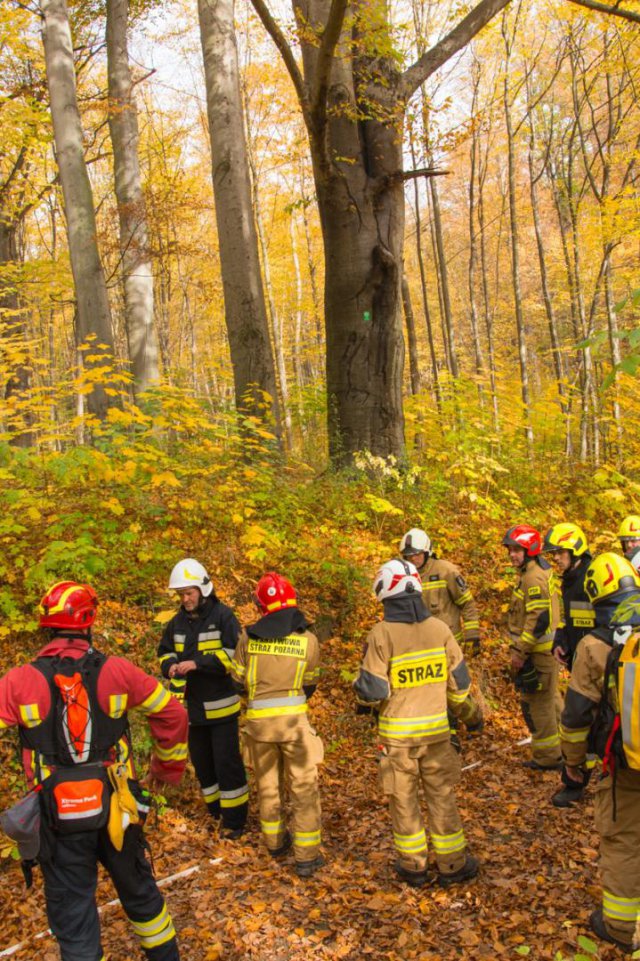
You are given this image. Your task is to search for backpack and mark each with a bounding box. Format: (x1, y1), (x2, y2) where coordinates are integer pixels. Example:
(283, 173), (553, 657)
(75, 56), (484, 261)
(20, 649), (129, 833)
(592, 628), (640, 774)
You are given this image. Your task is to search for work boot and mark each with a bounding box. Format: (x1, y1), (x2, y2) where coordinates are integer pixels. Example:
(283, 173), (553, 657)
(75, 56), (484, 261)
(221, 827), (244, 840)
(438, 854), (479, 888)
(294, 854), (325, 878)
(522, 759), (563, 771)
(551, 784), (584, 808)
(394, 861), (430, 889)
(589, 909), (634, 952)
(269, 831), (292, 859)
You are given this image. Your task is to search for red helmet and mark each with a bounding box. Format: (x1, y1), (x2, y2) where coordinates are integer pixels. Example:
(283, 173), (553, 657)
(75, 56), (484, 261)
(502, 525), (542, 557)
(255, 572), (297, 614)
(39, 581), (98, 630)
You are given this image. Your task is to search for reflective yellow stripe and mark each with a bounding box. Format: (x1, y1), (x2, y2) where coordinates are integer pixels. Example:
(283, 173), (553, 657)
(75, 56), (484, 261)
(525, 601), (548, 612)
(293, 829), (321, 846)
(154, 741), (188, 762)
(109, 694), (128, 719)
(19, 704), (40, 728)
(393, 829), (427, 853)
(532, 639), (553, 653)
(390, 647), (445, 668)
(246, 703), (307, 720)
(423, 580), (446, 590)
(602, 890), (640, 921)
(456, 591), (472, 606)
(0, 719), (8, 730)
(232, 661), (246, 678)
(220, 786), (249, 808)
(159, 653), (176, 665)
(464, 620), (479, 630)
(447, 689), (469, 704)
(140, 684), (171, 715)
(204, 701), (240, 720)
(378, 713), (449, 739)
(216, 649), (233, 671)
(559, 725), (590, 744)
(430, 829), (465, 854)
(131, 907), (176, 950)
(261, 819), (285, 835)
(532, 733), (560, 748)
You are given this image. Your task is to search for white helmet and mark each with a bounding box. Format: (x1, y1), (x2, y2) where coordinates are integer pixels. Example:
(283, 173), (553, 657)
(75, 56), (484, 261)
(168, 558), (213, 597)
(400, 528), (431, 558)
(373, 559), (422, 602)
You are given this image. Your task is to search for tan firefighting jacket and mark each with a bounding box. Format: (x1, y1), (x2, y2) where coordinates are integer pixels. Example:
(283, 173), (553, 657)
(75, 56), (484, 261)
(559, 629), (610, 767)
(231, 629), (319, 742)
(507, 558), (560, 662)
(353, 618), (472, 746)
(421, 557), (480, 648)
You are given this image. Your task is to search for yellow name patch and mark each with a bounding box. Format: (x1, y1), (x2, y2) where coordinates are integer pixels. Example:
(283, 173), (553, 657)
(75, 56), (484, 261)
(247, 635), (308, 658)
(391, 655), (447, 688)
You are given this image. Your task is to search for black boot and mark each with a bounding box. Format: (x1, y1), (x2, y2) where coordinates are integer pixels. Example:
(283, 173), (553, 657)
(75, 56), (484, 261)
(394, 860), (430, 888)
(551, 784), (584, 808)
(589, 909), (634, 952)
(438, 854), (479, 888)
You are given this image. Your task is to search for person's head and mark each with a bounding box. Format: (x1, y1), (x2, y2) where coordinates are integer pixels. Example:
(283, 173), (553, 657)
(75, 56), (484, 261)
(618, 516), (640, 559)
(254, 572), (296, 615)
(168, 559), (212, 611)
(373, 558), (422, 603)
(39, 581), (98, 634)
(502, 525), (542, 568)
(399, 528), (432, 571)
(583, 552), (640, 620)
(541, 522), (589, 573)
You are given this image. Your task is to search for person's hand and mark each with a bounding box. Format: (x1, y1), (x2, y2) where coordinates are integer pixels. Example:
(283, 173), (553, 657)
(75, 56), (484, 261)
(553, 647), (568, 666)
(174, 660), (197, 676)
(511, 651), (525, 672)
(168, 662), (179, 678)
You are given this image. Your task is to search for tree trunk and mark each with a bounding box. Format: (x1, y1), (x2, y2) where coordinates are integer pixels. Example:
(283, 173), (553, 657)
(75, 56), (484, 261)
(502, 14), (533, 458)
(0, 218), (33, 446)
(477, 130), (500, 433)
(401, 276), (421, 395)
(40, 0), (115, 420)
(106, 0), (159, 396)
(467, 76), (485, 395)
(429, 174), (459, 380)
(198, 0), (281, 435)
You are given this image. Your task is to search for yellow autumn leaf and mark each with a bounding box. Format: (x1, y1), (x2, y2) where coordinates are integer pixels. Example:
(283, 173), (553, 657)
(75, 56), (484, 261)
(150, 471), (181, 488)
(154, 610), (177, 624)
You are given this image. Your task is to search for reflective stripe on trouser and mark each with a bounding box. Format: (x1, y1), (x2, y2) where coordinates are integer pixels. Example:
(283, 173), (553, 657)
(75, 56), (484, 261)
(520, 658), (562, 766)
(188, 717), (248, 829)
(594, 769), (640, 947)
(245, 726), (323, 863)
(40, 823), (179, 961)
(379, 739), (466, 875)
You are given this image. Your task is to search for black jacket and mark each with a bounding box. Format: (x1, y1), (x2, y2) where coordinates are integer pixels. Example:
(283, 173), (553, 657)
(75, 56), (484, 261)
(553, 554), (595, 665)
(158, 595), (240, 726)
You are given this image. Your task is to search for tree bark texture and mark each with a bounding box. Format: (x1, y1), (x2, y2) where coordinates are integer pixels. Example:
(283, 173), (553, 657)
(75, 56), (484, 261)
(198, 0), (281, 433)
(40, 0), (115, 419)
(106, 0), (159, 396)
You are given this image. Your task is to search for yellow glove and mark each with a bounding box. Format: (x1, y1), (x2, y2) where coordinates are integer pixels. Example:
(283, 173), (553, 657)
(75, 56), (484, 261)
(107, 764), (140, 851)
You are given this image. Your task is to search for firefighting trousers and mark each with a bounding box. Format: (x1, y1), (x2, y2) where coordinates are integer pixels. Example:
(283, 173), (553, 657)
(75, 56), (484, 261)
(244, 727), (323, 863)
(520, 659), (562, 766)
(40, 823), (179, 961)
(594, 769), (640, 947)
(188, 717), (248, 830)
(379, 739), (467, 876)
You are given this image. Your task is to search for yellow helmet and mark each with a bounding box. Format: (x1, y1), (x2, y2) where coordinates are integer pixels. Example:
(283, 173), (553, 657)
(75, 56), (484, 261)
(542, 522), (588, 557)
(584, 552), (640, 605)
(618, 515), (640, 541)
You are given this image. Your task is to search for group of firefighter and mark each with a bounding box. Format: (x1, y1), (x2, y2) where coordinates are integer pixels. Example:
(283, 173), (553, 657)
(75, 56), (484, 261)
(0, 516), (639, 960)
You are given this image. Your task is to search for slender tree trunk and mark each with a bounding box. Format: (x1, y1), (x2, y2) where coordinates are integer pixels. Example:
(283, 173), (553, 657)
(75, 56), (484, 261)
(106, 0), (159, 396)
(604, 251), (622, 459)
(409, 137), (440, 411)
(502, 14), (533, 458)
(401, 276), (421, 395)
(198, 0), (281, 436)
(40, 0), (115, 420)
(467, 87), (485, 395)
(477, 134), (499, 433)
(0, 218), (33, 446)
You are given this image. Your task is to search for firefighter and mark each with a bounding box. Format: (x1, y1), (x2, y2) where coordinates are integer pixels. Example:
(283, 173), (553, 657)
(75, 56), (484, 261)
(354, 559), (480, 889)
(540, 523), (595, 807)
(503, 525), (562, 770)
(158, 559), (248, 838)
(400, 528), (484, 743)
(558, 553), (640, 950)
(231, 573), (323, 878)
(0, 581), (188, 961)
(618, 515), (640, 573)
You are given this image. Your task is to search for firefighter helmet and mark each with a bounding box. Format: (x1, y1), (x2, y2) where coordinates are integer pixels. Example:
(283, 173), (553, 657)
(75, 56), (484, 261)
(502, 525), (542, 557)
(373, 559), (422, 601)
(400, 528), (432, 558)
(255, 572), (297, 614)
(618, 515), (640, 542)
(542, 523), (588, 557)
(39, 581), (98, 630)
(168, 559), (213, 597)
(583, 552), (640, 605)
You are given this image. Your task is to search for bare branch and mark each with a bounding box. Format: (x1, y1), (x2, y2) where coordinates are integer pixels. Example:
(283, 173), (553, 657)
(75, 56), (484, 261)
(392, 166), (449, 182)
(248, 0), (309, 119)
(566, 0), (640, 24)
(400, 0), (511, 101)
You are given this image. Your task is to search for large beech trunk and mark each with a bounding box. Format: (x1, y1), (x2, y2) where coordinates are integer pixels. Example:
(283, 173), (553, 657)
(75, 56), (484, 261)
(198, 0), (280, 434)
(40, 0), (115, 419)
(106, 0), (159, 396)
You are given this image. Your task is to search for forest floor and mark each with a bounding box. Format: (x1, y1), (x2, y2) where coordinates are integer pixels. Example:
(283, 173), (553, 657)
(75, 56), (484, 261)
(0, 633), (629, 961)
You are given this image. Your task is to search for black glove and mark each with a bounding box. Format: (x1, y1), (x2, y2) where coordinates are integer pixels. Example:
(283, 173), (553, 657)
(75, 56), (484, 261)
(514, 657), (540, 693)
